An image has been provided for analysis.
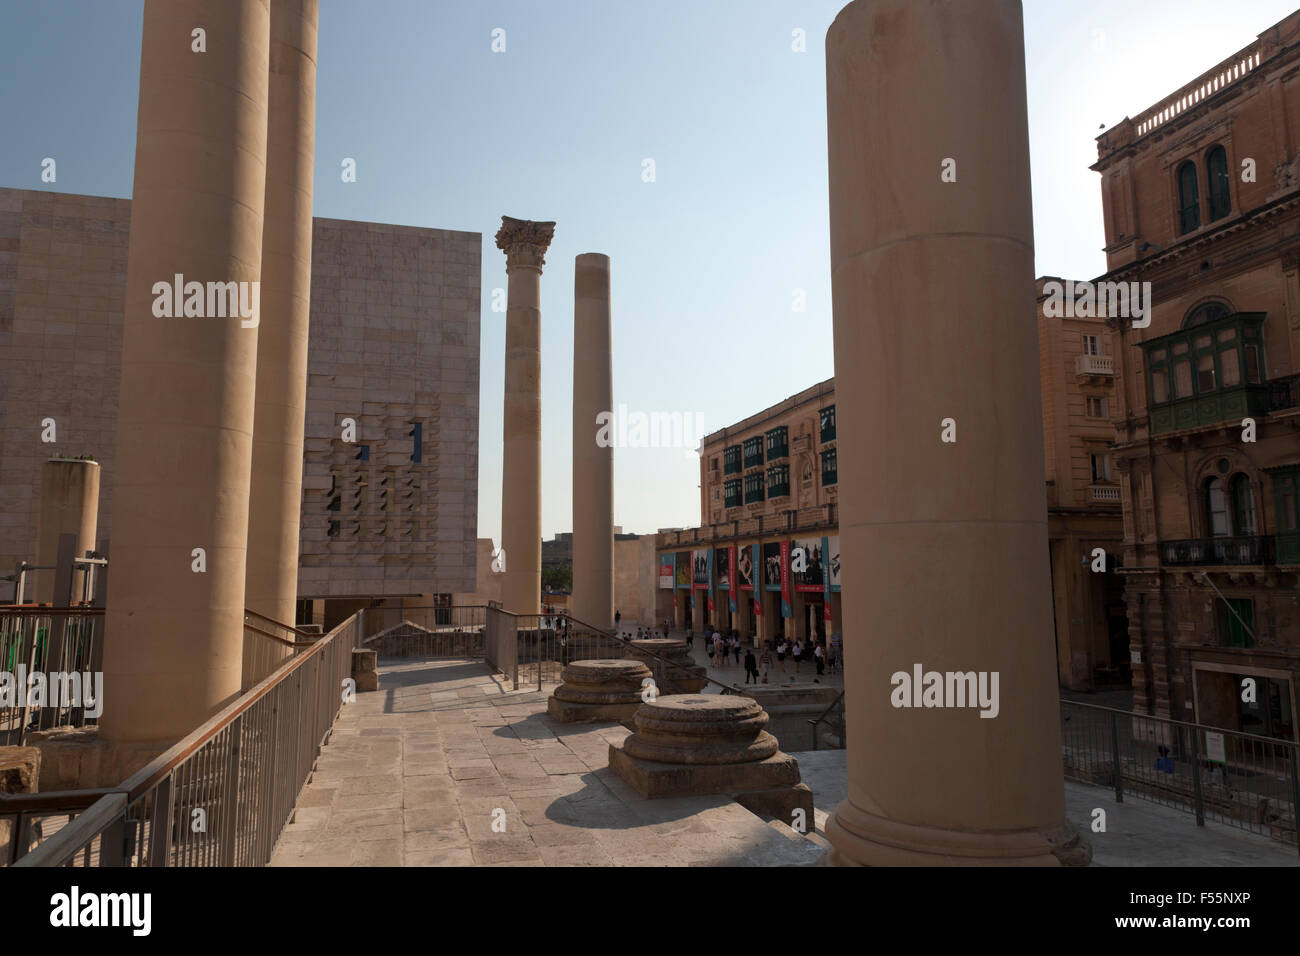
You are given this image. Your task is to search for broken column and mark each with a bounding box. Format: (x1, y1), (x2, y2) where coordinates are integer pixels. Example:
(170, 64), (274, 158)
(495, 217), (556, 617)
(571, 253), (615, 629)
(823, 0), (1087, 865)
(608, 695), (813, 822)
(547, 659), (651, 723)
(33, 458), (100, 604)
(627, 638), (707, 693)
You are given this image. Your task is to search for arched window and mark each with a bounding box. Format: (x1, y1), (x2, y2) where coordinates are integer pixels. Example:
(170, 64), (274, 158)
(1206, 477), (1230, 537)
(1231, 474), (1256, 536)
(1184, 301), (1230, 328)
(1178, 161), (1201, 234)
(1206, 145), (1231, 221)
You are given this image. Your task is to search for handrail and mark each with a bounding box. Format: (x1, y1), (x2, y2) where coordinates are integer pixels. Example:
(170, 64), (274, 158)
(811, 689), (845, 726)
(15, 609), (363, 866)
(0, 606), (104, 615)
(1062, 698), (1300, 752)
(243, 621), (299, 648)
(807, 690), (846, 750)
(243, 607), (320, 642)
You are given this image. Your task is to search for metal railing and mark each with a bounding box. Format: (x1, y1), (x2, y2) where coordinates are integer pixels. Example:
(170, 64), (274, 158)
(808, 691), (846, 751)
(0, 607), (105, 745)
(1268, 372), (1300, 412)
(1060, 699), (1300, 851)
(359, 604), (488, 657)
(9, 610), (363, 867)
(1160, 535), (1275, 567)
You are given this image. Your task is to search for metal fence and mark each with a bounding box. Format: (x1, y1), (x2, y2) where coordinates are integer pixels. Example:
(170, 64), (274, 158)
(361, 604), (488, 657)
(0, 607), (105, 746)
(1060, 699), (1300, 851)
(7, 609), (362, 867)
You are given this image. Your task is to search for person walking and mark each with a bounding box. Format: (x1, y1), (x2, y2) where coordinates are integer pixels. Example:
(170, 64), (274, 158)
(759, 643), (772, 684)
(744, 648), (759, 684)
(776, 639), (788, 674)
(814, 642), (825, 676)
(791, 639), (802, 675)
(614, 609), (621, 632)
(705, 634), (715, 667)
(731, 633), (742, 666)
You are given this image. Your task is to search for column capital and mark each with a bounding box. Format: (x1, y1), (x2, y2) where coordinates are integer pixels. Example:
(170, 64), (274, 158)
(496, 216), (556, 272)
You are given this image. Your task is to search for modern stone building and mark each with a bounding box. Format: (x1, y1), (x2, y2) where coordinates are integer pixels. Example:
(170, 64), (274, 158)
(655, 299), (1128, 676)
(1093, 11), (1300, 741)
(0, 188), (480, 622)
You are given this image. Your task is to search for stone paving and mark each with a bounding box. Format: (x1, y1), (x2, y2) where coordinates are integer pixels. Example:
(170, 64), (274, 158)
(269, 657), (824, 867)
(797, 750), (1300, 866)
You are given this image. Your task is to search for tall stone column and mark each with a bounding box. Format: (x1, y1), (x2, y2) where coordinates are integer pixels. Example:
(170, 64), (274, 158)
(571, 253), (614, 627)
(823, 0), (1087, 865)
(495, 217), (555, 616)
(246, 0), (318, 631)
(101, 0), (271, 750)
(33, 459), (100, 604)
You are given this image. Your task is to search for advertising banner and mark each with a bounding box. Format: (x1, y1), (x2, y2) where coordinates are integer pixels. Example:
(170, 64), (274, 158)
(727, 545), (737, 613)
(737, 544), (755, 591)
(716, 547), (731, 590)
(821, 535), (832, 622)
(790, 536), (827, 594)
(762, 542), (782, 591)
(675, 552), (690, 589)
(659, 557), (674, 589)
(692, 549), (709, 590)
(828, 535), (841, 591)
(752, 543), (762, 616)
(706, 547), (715, 613)
(779, 541), (792, 618)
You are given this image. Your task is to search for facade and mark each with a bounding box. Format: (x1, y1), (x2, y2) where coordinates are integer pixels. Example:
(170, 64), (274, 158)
(1038, 278), (1128, 689)
(657, 379), (843, 646)
(0, 188), (480, 619)
(655, 303), (1127, 675)
(1093, 12), (1300, 740)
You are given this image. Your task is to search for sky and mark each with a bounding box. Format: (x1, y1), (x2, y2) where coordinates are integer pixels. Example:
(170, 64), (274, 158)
(2, 0), (1296, 544)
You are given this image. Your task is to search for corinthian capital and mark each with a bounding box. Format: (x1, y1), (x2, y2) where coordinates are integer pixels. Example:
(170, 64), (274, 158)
(496, 216), (556, 272)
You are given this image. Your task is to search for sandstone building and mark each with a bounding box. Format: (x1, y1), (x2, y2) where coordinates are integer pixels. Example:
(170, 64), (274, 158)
(1093, 11), (1300, 740)
(0, 188), (480, 622)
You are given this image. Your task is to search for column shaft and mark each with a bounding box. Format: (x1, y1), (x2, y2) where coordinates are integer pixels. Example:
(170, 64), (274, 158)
(246, 0), (318, 630)
(102, 0), (271, 746)
(571, 253), (614, 627)
(34, 459), (100, 604)
(824, 0), (1085, 865)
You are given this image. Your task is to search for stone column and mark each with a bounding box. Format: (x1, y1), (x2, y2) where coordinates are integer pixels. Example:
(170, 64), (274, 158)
(571, 253), (614, 627)
(33, 459), (100, 604)
(823, 0), (1087, 865)
(101, 0), (271, 749)
(246, 0), (318, 631)
(495, 217), (555, 616)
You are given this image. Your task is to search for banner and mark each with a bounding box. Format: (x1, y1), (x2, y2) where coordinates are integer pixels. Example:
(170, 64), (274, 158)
(727, 545), (737, 613)
(706, 547), (715, 613)
(828, 535), (841, 591)
(821, 535), (832, 622)
(675, 552), (690, 589)
(737, 544), (755, 591)
(762, 542), (782, 591)
(716, 547), (731, 590)
(752, 543), (762, 616)
(779, 541), (792, 618)
(692, 549), (709, 590)
(659, 557), (674, 589)
(790, 536), (827, 594)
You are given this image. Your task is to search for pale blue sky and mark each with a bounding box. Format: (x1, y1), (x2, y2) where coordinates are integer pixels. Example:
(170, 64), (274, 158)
(2, 0), (1295, 542)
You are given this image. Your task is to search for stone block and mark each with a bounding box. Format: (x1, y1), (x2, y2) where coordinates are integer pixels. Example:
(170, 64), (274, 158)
(351, 648), (379, 692)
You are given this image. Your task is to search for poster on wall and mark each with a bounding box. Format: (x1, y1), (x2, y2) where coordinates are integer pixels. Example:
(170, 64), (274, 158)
(715, 548), (731, 590)
(706, 547), (715, 612)
(737, 545), (755, 591)
(727, 545), (737, 613)
(751, 543), (762, 616)
(821, 535), (833, 623)
(779, 541), (792, 618)
(789, 536), (827, 593)
(675, 552), (691, 589)
(659, 557), (674, 589)
(762, 542), (782, 591)
(827, 535), (841, 591)
(693, 549), (710, 589)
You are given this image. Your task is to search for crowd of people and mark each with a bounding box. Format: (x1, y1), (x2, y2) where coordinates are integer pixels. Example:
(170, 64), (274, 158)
(681, 624), (840, 685)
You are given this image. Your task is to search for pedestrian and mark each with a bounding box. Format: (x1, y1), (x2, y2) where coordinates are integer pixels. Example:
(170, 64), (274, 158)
(686, 626), (694, 650)
(744, 649), (759, 684)
(615, 609), (621, 631)
(759, 644), (772, 683)
(814, 643), (825, 676)
(776, 639), (787, 674)
(791, 640), (802, 674)
(732, 634), (742, 666)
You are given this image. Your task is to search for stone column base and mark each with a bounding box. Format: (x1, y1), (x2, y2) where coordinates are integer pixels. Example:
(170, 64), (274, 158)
(823, 798), (1092, 866)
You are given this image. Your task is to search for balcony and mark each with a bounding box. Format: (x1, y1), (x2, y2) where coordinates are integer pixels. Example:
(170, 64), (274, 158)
(1075, 354), (1114, 380)
(1160, 535), (1275, 567)
(1268, 373), (1300, 413)
(1149, 384), (1271, 435)
(1089, 484), (1121, 502)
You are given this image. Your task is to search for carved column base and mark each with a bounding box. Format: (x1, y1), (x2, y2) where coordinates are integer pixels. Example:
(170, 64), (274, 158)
(823, 797), (1092, 867)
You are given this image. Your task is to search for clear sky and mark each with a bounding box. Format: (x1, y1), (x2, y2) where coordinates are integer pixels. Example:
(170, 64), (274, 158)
(2, 0), (1295, 543)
